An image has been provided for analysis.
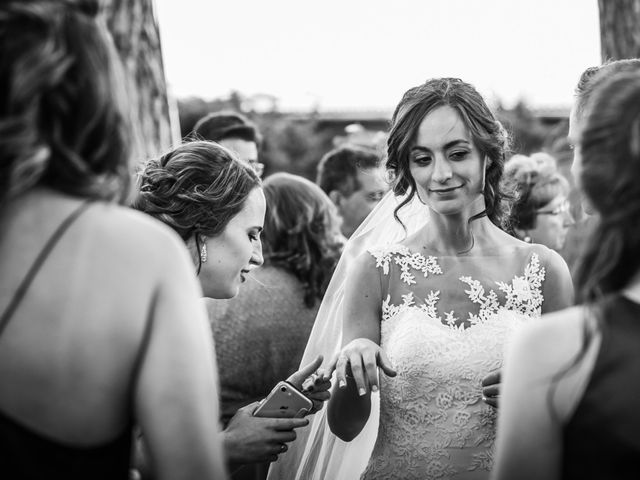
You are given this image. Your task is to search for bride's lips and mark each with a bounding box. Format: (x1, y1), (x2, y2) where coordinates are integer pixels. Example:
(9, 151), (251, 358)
(429, 185), (463, 194)
(240, 269), (250, 281)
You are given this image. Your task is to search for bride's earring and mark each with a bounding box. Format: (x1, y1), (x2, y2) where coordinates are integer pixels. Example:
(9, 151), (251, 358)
(200, 236), (208, 263)
(523, 232), (532, 243)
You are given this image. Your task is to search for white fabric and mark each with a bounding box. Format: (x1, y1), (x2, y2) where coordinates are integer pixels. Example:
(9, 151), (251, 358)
(360, 246), (541, 479)
(268, 192), (544, 480)
(267, 191), (427, 480)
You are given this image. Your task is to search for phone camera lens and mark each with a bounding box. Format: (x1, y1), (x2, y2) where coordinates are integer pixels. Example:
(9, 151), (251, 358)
(280, 386), (287, 392)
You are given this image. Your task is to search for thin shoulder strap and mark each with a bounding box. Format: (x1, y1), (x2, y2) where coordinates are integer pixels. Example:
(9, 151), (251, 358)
(0, 200), (93, 338)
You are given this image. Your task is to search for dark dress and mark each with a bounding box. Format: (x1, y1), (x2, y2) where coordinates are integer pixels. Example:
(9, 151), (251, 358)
(562, 294), (640, 480)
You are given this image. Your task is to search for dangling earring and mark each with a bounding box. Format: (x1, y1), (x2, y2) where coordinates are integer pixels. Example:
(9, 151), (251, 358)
(523, 232), (532, 243)
(200, 236), (208, 263)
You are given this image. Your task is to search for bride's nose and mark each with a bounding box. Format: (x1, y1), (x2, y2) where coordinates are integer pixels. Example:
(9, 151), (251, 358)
(432, 156), (453, 183)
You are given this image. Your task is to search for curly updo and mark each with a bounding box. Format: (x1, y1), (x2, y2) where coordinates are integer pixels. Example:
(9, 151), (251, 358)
(132, 141), (261, 241)
(503, 152), (570, 231)
(0, 0), (132, 207)
(387, 78), (510, 228)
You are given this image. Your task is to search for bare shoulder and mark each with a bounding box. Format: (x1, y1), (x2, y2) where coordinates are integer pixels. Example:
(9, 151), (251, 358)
(521, 243), (574, 311)
(87, 203), (188, 265)
(510, 306), (586, 376)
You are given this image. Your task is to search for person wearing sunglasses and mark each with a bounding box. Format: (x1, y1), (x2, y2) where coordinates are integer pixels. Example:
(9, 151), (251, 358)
(505, 152), (574, 251)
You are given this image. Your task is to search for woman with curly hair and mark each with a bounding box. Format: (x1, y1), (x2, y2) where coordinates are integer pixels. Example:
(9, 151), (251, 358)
(270, 77), (574, 480)
(134, 146), (334, 478)
(0, 1), (225, 479)
(205, 172), (344, 480)
(504, 152), (574, 251)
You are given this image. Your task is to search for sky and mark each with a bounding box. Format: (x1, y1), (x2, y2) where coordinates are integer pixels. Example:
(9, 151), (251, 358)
(154, 0), (601, 112)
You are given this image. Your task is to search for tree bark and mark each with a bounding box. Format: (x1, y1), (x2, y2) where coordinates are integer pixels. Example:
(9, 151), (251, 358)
(599, 0), (640, 61)
(101, 0), (179, 164)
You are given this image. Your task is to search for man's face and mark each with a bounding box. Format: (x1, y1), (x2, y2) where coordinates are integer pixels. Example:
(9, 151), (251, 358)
(218, 137), (263, 177)
(334, 167), (389, 238)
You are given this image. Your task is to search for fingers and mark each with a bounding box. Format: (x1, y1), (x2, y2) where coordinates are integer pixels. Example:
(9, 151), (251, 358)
(482, 384), (500, 398)
(348, 353), (369, 396)
(483, 395), (499, 409)
(481, 369), (501, 387)
(239, 401), (262, 415)
(334, 353), (349, 390)
(377, 349), (397, 378)
(271, 417), (309, 431)
(306, 390), (331, 403)
(362, 350), (380, 392)
(287, 355), (324, 388)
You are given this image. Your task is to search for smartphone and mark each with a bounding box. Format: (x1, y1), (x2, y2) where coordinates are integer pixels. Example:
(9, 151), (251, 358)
(253, 381), (313, 418)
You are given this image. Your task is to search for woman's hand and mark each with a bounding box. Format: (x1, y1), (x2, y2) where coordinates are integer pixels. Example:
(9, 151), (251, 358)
(481, 369), (501, 408)
(286, 355), (333, 414)
(330, 338), (397, 396)
(223, 402), (309, 464)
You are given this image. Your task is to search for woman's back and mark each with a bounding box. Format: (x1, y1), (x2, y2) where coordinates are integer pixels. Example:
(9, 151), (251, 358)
(0, 190), (225, 479)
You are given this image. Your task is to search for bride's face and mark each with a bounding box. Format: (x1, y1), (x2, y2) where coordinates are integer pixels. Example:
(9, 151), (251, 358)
(408, 106), (486, 217)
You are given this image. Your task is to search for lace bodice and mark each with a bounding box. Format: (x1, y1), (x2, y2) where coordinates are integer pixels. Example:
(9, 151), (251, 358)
(361, 245), (545, 480)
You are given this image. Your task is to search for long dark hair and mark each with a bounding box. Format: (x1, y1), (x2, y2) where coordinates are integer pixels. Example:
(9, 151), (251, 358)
(0, 0), (132, 208)
(387, 78), (510, 229)
(262, 173), (343, 308)
(574, 71), (640, 302)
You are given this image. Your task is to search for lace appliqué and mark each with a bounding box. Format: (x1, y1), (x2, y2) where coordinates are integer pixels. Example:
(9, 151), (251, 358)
(371, 245), (442, 285)
(375, 247), (545, 325)
(361, 246), (543, 480)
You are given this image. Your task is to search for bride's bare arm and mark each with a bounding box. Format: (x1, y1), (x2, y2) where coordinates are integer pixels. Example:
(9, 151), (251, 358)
(541, 248), (574, 314)
(328, 252), (396, 441)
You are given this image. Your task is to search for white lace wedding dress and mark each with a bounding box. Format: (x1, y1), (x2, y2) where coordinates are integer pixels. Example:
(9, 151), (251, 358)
(359, 244), (545, 480)
(267, 192), (552, 480)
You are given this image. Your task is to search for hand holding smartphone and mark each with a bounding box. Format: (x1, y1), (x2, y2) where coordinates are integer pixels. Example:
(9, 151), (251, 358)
(253, 381), (313, 418)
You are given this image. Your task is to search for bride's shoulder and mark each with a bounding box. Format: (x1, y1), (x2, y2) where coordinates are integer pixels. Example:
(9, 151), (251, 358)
(366, 243), (411, 261)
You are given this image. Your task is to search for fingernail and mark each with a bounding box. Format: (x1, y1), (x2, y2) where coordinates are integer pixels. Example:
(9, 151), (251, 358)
(359, 388), (366, 396)
(339, 380), (346, 388)
(482, 396), (487, 402)
(372, 385), (378, 392)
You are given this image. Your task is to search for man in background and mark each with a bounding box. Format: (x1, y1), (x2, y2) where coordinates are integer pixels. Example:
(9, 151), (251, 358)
(316, 145), (388, 238)
(193, 111), (264, 177)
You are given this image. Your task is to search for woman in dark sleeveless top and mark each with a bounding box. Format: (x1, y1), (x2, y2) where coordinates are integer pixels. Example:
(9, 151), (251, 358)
(492, 72), (640, 480)
(0, 2), (226, 479)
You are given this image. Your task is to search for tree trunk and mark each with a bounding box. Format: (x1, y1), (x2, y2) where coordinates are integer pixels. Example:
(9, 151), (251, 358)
(599, 0), (640, 61)
(101, 0), (179, 165)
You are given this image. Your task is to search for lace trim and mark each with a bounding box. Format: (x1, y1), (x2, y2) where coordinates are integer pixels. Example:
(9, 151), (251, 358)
(371, 246), (545, 323)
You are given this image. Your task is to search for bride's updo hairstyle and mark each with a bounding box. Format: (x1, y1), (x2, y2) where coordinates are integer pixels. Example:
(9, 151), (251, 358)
(575, 71), (640, 302)
(133, 141), (261, 242)
(387, 78), (510, 228)
(0, 0), (132, 208)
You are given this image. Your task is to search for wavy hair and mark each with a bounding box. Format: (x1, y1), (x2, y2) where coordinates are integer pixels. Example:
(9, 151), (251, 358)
(132, 141), (261, 242)
(387, 78), (510, 229)
(0, 0), (132, 208)
(574, 71), (640, 302)
(503, 152), (570, 231)
(262, 173), (344, 308)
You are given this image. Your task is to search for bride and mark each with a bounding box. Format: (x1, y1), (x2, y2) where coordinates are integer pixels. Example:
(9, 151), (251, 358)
(269, 78), (575, 480)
